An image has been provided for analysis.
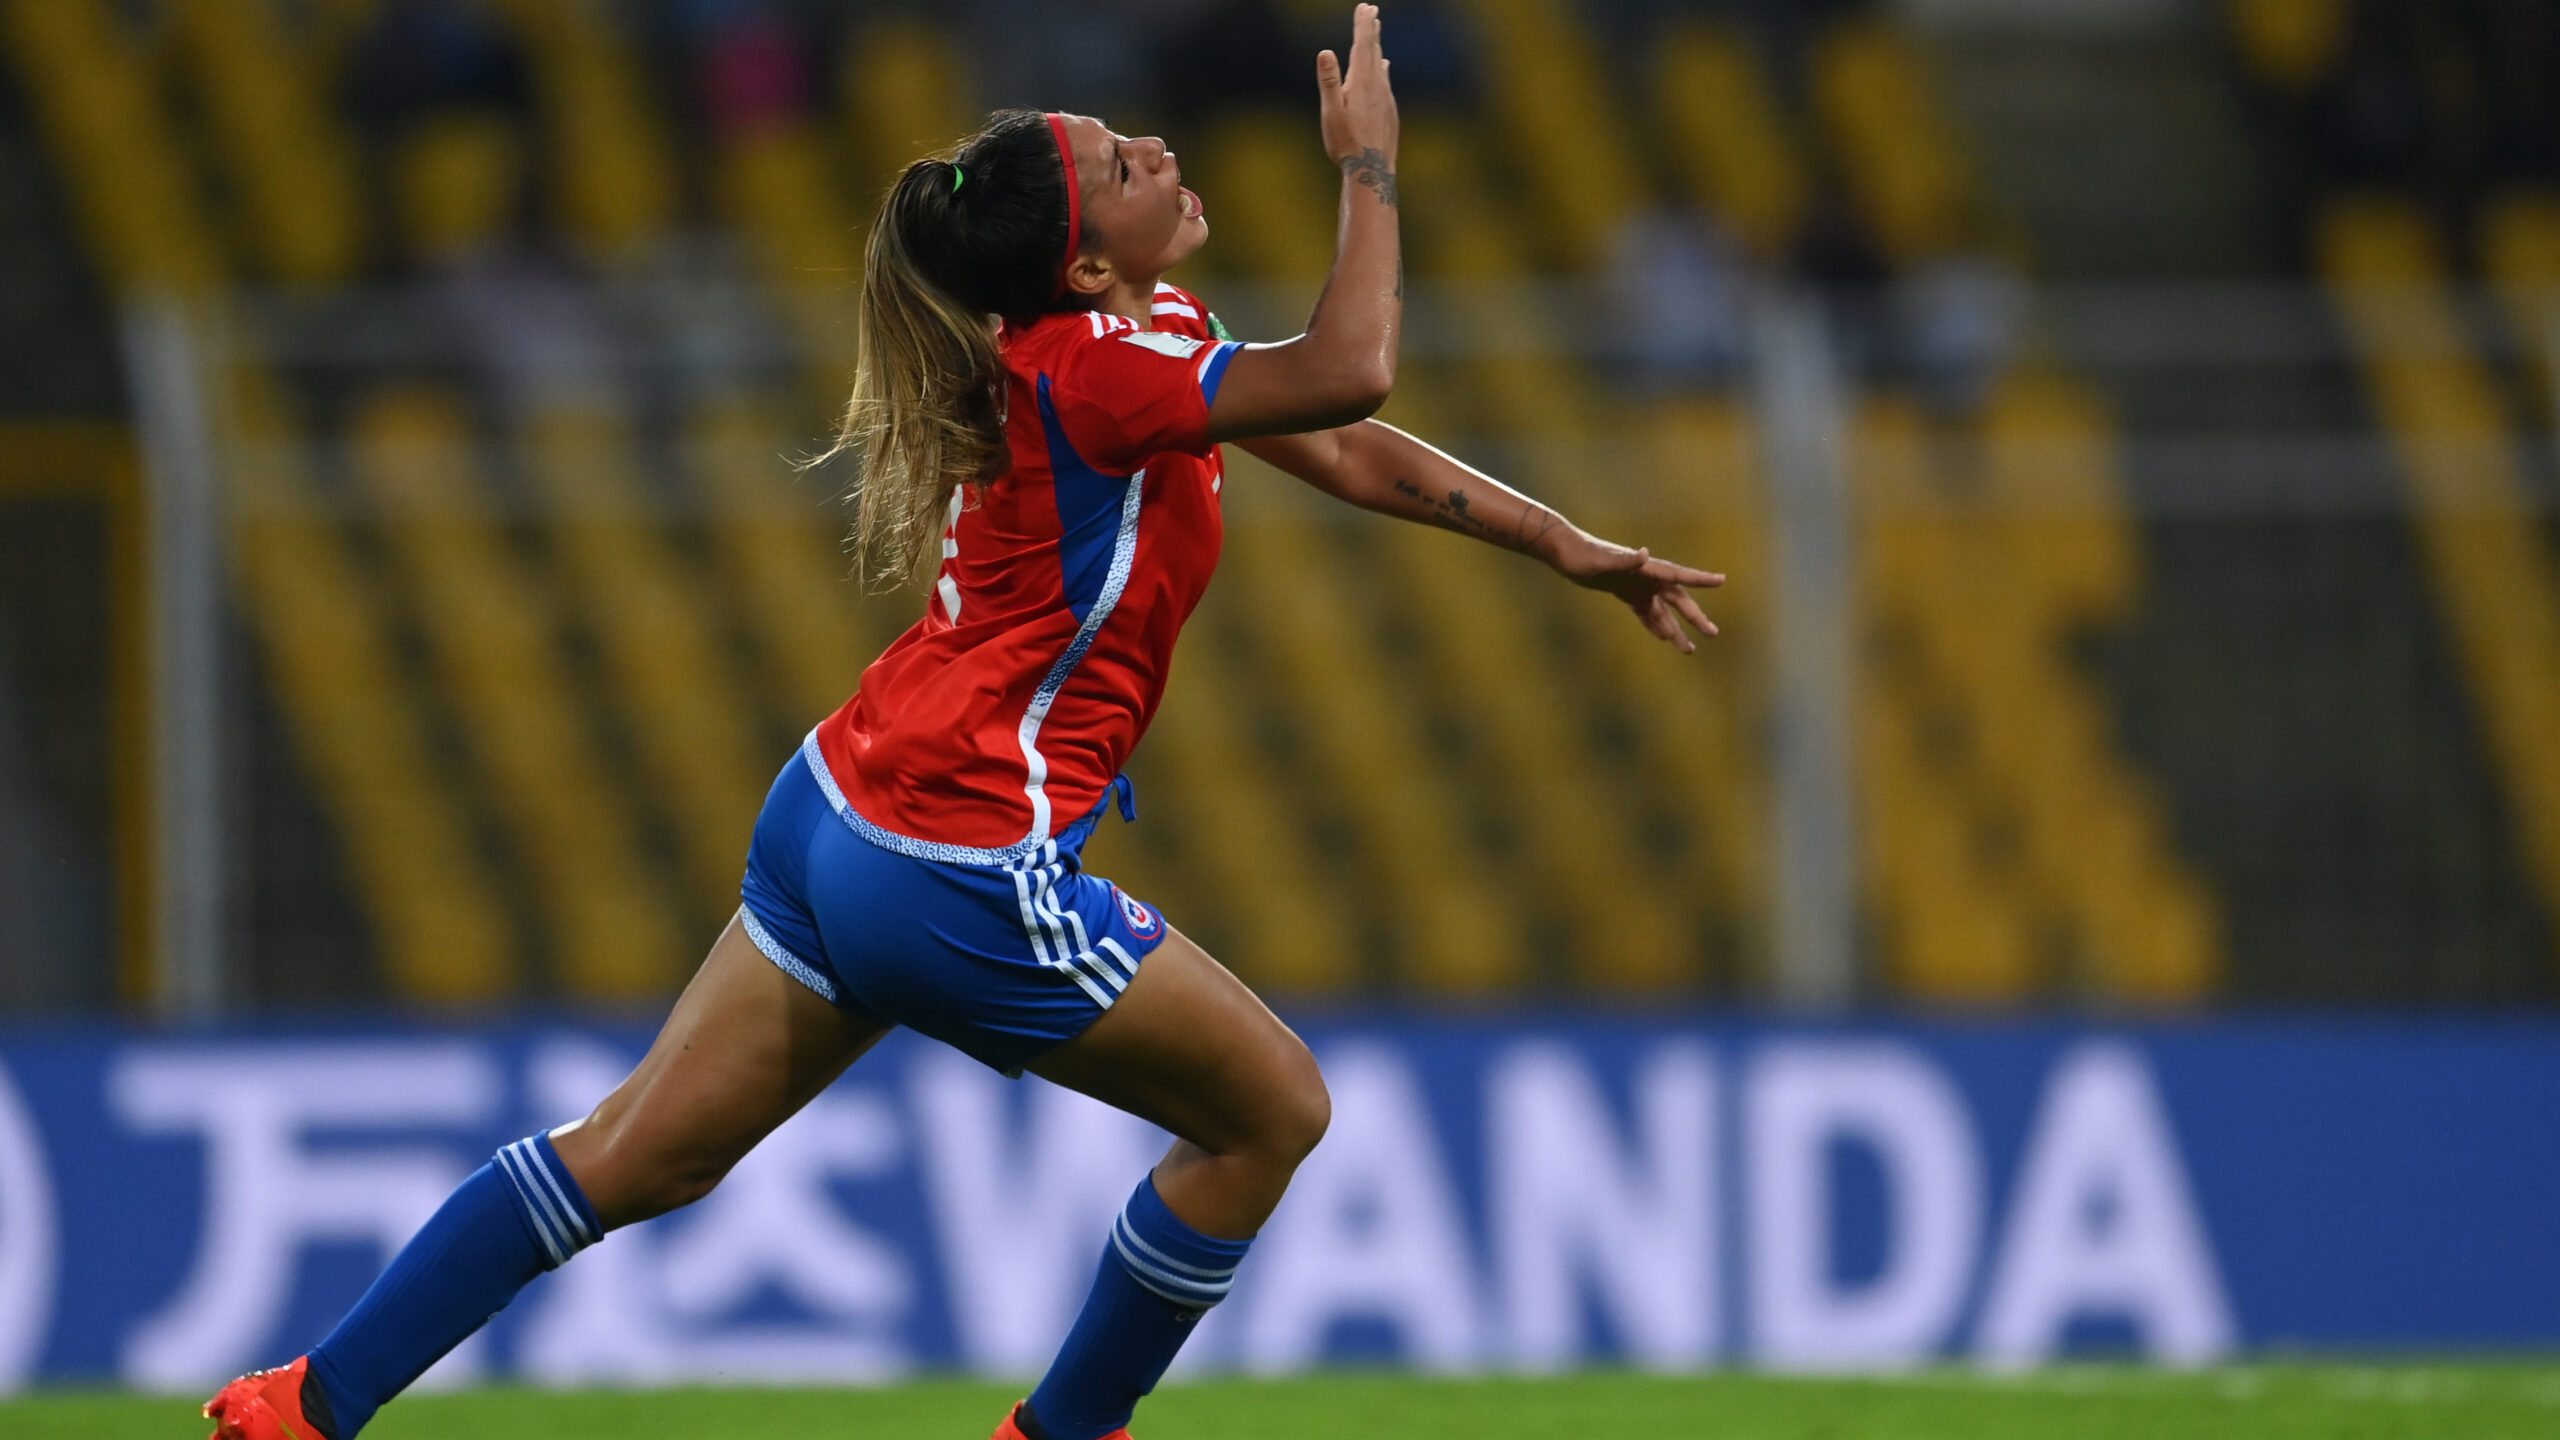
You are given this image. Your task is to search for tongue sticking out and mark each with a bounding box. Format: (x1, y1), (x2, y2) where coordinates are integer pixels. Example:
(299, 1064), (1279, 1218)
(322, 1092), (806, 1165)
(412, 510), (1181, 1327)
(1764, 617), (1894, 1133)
(1179, 188), (1203, 220)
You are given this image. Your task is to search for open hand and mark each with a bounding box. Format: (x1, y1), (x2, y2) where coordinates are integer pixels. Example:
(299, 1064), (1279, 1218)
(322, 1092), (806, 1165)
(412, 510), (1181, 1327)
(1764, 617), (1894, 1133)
(1318, 5), (1398, 172)
(1548, 532), (1724, 653)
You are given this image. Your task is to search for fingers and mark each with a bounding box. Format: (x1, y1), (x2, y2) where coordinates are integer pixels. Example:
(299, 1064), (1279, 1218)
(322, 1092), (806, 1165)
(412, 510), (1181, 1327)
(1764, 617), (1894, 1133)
(1352, 3), (1381, 68)
(1656, 598), (1697, 654)
(1317, 47), (1342, 96)
(1642, 557), (1724, 588)
(1635, 592), (1687, 651)
(1667, 585), (1720, 640)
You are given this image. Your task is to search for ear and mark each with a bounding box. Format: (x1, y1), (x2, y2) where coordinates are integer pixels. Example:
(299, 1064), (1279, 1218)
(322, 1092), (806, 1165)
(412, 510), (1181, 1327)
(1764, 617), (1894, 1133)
(1064, 248), (1115, 299)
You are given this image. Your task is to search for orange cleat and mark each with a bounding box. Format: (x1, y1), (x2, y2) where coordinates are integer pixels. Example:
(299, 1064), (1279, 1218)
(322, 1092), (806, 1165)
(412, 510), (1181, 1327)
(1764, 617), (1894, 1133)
(991, 1400), (1130, 1440)
(203, 1355), (329, 1440)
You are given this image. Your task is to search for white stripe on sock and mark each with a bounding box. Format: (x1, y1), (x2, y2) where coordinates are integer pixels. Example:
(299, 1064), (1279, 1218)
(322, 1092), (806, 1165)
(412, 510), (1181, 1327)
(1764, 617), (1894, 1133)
(520, 1140), (596, 1246)
(495, 1145), (570, 1266)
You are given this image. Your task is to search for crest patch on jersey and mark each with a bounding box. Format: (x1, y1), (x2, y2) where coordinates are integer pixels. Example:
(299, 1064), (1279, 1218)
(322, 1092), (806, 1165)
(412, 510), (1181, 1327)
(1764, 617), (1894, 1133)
(1112, 885), (1164, 940)
(1118, 330), (1208, 359)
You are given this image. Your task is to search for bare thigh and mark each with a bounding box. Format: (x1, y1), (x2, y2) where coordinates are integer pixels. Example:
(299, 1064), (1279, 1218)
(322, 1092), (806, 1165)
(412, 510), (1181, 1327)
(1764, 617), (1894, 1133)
(1030, 927), (1330, 1240)
(550, 912), (893, 1229)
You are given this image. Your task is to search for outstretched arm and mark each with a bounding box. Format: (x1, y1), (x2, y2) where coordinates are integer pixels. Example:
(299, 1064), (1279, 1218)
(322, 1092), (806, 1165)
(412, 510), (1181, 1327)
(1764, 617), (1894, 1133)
(1240, 422), (1725, 652)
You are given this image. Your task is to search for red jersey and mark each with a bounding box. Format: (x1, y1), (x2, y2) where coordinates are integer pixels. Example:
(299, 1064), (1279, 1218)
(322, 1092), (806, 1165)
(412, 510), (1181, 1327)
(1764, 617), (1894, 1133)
(811, 283), (1243, 862)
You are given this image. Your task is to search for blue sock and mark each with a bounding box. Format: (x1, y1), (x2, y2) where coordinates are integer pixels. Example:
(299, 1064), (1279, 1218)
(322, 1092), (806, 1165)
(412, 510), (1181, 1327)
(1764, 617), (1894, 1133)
(1024, 1175), (1253, 1440)
(306, 1133), (600, 1438)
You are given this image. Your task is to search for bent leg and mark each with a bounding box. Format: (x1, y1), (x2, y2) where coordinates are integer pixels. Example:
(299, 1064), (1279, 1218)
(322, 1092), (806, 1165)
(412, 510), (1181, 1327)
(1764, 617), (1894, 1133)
(1014, 927), (1329, 1440)
(303, 915), (887, 1437)
(1029, 925), (1330, 1238)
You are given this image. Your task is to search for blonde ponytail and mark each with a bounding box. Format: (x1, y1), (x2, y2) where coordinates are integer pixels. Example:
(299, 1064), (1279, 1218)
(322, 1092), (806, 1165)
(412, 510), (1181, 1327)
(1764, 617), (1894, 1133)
(816, 111), (1080, 587)
(830, 158), (1011, 590)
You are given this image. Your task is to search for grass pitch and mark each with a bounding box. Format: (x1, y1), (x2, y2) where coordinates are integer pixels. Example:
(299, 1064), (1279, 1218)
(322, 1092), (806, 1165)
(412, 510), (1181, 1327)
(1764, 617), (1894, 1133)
(15, 1367), (2559, 1439)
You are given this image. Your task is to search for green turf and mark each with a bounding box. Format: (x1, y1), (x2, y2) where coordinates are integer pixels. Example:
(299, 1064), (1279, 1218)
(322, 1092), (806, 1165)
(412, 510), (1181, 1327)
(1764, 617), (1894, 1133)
(17, 1367), (2560, 1439)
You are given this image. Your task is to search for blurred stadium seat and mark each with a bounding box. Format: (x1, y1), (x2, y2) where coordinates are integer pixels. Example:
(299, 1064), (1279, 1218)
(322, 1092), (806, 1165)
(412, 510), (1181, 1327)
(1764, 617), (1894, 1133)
(0, 0), (2553, 1015)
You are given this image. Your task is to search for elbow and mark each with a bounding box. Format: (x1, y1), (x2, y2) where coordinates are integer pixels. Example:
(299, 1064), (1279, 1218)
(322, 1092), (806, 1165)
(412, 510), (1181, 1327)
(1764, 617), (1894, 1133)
(1335, 358), (1394, 422)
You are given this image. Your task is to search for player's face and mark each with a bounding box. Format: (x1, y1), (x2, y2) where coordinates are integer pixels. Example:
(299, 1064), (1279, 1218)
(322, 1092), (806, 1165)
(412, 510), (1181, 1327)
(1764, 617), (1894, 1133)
(1062, 114), (1207, 282)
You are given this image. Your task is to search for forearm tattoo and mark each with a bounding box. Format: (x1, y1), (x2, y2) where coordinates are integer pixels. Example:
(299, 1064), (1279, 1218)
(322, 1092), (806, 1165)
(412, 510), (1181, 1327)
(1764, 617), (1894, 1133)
(1342, 147), (1399, 208)
(1393, 478), (1556, 550)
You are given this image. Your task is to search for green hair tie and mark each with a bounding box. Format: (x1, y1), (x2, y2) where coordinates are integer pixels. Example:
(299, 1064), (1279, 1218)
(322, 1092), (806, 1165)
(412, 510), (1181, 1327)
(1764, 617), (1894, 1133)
(951, 164), (966, 193)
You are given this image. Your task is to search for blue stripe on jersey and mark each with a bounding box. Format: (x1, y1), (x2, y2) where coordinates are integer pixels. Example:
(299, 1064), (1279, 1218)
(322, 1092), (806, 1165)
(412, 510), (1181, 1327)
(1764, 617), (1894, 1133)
(1036, 374), (1132, 623)
(1198, 340), (1242, 407)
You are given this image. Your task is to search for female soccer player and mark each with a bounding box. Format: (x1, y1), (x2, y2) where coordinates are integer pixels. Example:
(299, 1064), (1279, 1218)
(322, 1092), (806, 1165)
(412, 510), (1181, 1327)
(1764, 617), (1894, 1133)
(205, 8), (1718, 1439)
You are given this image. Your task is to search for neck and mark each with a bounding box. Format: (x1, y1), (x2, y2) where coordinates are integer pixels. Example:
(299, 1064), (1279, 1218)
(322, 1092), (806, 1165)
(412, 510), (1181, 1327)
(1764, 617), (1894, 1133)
(1092, 271), (1161, 328)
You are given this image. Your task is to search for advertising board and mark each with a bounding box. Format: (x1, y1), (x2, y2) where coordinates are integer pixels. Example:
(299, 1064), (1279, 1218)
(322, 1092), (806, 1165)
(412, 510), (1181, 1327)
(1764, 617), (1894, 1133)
(0, 1017), (2552, 1389)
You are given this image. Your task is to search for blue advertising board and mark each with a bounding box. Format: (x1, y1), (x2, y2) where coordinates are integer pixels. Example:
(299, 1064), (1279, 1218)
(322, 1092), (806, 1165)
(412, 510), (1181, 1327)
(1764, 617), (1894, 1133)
(0, 1016), (2550, 1392)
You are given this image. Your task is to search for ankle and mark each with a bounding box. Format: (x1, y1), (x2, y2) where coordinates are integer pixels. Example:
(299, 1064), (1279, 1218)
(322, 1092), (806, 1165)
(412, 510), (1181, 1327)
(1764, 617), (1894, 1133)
(299, 1362), (342, 1440)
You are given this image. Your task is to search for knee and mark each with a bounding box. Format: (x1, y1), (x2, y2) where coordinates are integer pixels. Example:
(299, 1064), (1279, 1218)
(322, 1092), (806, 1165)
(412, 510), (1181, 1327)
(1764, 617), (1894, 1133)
(1257, 1040), (1331, 1169)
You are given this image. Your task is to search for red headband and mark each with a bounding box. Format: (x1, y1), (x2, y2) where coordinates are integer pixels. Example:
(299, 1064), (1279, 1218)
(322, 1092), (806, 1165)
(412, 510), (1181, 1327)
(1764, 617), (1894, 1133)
(1044, 112), (1082, 298)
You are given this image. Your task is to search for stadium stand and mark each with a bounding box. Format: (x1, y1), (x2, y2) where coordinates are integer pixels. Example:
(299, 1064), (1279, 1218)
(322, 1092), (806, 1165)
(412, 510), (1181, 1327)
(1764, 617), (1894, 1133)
(1215, 509), (1531, 993)
(1790, 11), (2216, 1000)
(1810, 21), (1979, 265)
(168, 0), (364, 287)
(5, 0), (526, 1002)
(1652, 24), (1809, 262)
(28, 0), (2557, 1012)
(521, 406), (773, 920)
(230, 376), (517, 1003)
(1457, 0), (1648, 270)
(2320, 198), (2560, 965)
(1390, 116), (1726, 991)
(487, 0), (676, 266)
(349, 386), (686, 999)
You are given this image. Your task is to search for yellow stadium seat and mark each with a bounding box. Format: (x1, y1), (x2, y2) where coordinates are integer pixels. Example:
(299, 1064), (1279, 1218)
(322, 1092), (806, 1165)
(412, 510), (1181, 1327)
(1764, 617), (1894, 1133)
(519, 407), (776, 920)
(485, 0), (676, 264)
(228, 376), (517, 1001)
(1810, 21), (1977, 262)
(1597, 399), (1771, 956)
(168, 0), (363, 284)
(10, 0), (527, 1002)
(2227, 0), (2350, 91)
(1853, 387), (2218, 1003)
(1092, 603), (1365, 996)
(1217, 497), (1533, 993)
(2322, 197), (2560, 969)
(840, 21), (976, 207)
(2481, 192), (2560, 427)
(1453, 0), (1652, 269)
(1194, 112), (1339, 289)
(718, 125), (864, 391)
(350, 387), (688, 998)
(1653, 25), (1809, 260)
(2, 0), (221, 292)
(686, 399), (898, 723)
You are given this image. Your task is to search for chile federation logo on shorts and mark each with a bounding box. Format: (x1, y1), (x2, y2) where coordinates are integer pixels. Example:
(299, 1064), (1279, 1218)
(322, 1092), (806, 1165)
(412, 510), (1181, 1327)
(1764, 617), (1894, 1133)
(1112, 886), (1164, 941)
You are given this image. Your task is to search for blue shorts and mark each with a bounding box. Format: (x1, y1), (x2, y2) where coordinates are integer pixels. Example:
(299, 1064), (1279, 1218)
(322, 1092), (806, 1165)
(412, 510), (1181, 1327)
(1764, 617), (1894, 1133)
(738, 735), (1170, 1075)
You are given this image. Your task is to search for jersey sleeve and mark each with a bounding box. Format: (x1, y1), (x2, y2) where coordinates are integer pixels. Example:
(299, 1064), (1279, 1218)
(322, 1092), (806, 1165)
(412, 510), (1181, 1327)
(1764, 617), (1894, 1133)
(1045, 320), (1243, 473)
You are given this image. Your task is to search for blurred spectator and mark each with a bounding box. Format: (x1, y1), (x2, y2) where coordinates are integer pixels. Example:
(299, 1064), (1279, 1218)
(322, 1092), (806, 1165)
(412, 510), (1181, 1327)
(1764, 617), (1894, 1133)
(2309, 28), (2431, 188)
(1899, 253), (2025, 413)
(1153, 1), (1302, 122)
(681, 0), (814, 139)
(1359, 0), (1474, 108)
(342, 0), (534, 141)
(1789, 180), (1893, 380)
(1605, 207), (1744, 391)
(2470, 0), (2560, 185)
(961, 0), (1169, 118)
(393, 113), (614, 408)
